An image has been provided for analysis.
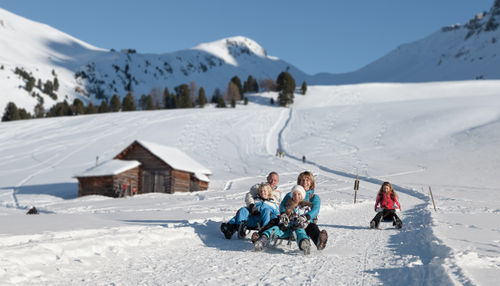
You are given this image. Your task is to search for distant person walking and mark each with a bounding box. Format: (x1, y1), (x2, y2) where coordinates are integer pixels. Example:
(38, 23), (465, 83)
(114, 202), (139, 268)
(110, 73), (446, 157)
(302, 155), (306, 163)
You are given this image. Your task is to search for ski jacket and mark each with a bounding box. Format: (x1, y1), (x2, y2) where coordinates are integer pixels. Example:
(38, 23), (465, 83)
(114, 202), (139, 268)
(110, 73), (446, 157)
(280, 189), (320, 222)
(289, 201), (312, 228)
(245, 183), (283, 207)
(254, 197), (279, 215)
(375, 192), (401, 210)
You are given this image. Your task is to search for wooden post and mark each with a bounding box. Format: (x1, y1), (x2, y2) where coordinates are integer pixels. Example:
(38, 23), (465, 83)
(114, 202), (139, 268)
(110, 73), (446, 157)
(353, 175), (360, 203)
(428, 186), (437, 211)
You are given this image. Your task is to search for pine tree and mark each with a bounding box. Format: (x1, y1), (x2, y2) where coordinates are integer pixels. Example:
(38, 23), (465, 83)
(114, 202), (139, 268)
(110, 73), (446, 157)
(2, 102), (20, 122)
(217, 97), (226, 108)
(140, 94), (154, 110)
(72, 98), (85, 115)
(163, 87), (177, 109)
(26, 78), (36, 92)
(43, 80), (54, 95)
(47, 101), (72, 117)
(110, 94), (121, 112)
(243, 81), (249, 94)
(122, 92), (137, 111)
(212, 88), (221, 104)
(301, 81), (307, 95)
(18, 109), (32, 120)
(139, 94), (149, 110)
(198, 87), (207, 108)
(163, 87), (172, 109)
(86, 102), (97, 114)
(175, 84), (193, 108)
(276, 72), (296, 106)
(98, 100), (109, 113)
(244, 75), (258, 93)
(53, 77), (59, 91)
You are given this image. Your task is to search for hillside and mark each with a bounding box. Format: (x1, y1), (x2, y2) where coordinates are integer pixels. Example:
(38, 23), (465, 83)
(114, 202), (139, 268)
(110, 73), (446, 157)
(312, 0), (500, 84)
(1, 81), (499, 285)
(3, 1), (500, 115)
(0, 7), (306, 115)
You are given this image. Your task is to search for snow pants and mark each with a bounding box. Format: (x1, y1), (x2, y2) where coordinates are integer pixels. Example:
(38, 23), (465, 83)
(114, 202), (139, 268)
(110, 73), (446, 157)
(228, 206), (275, 229)
(305, 223), (322, 247)
(261, 225), (310, 249)
(371, 209), (401, 228)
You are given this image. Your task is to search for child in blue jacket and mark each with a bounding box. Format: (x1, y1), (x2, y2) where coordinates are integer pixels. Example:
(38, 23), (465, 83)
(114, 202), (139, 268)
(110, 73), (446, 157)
(253, 185), (314, 255)
(220, 183), (279, 239)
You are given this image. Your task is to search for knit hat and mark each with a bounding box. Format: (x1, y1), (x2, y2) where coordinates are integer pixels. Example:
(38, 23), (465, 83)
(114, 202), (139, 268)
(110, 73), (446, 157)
(291, 185), (306, 200)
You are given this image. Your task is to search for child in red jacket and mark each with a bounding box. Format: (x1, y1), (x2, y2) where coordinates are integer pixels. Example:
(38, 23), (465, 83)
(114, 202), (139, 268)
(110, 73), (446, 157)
(370, 182), (403, 229)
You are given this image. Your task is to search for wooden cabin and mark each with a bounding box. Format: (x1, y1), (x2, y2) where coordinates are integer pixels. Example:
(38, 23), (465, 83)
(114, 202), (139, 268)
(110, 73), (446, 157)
(75, 160), (141, 197)
(114, 140), (212, 194)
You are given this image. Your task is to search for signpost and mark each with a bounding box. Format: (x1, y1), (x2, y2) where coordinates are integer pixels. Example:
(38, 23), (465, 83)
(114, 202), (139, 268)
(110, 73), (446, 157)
(429, 186), (437, 211)
(354, 175), (360, 203)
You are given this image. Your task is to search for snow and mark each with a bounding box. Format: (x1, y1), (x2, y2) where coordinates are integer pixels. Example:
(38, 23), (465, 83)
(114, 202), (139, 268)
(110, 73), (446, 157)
(74, 159), (140, 177)
(192, 36), (269, 66)
(4, 2), (500, 120)
(0, 8), (308, 115)
(1, 81), (499, 285)
(135, 140), (212, 177)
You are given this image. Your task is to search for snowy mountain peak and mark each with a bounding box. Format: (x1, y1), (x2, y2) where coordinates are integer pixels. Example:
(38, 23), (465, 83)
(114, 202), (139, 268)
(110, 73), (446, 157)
(192, 36), (268, 65)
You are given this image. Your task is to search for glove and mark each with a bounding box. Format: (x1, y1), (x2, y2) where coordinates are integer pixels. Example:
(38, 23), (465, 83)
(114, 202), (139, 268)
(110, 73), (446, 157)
(248, 204), (260, 216)
(278, 214), (289, 230)
(297, 215), (309, 228)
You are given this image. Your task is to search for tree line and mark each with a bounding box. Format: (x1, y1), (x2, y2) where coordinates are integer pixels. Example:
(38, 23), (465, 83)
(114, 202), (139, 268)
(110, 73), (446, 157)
(2, 72), (307, 122)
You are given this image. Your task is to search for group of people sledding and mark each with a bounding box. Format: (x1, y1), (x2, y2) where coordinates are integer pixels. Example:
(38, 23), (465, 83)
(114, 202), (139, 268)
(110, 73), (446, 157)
(220, 171), (403, 255)
(220, 171), (328, 255)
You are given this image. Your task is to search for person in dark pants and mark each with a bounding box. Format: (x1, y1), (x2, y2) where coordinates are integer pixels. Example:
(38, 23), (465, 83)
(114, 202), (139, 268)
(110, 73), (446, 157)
(370, 182), (403, 229)
(279, 171), (328, 250)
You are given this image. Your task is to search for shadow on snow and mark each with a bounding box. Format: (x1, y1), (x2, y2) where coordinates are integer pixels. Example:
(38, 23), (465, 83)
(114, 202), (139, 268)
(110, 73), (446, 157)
(368, 203), (471, 286)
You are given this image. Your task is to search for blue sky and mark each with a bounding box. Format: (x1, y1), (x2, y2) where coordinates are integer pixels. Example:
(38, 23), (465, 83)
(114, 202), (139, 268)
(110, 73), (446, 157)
(0, 0), (495, 74)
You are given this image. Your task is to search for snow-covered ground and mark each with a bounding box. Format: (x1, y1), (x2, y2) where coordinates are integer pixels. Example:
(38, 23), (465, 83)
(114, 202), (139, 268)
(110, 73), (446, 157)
(1, 81), (499, 285)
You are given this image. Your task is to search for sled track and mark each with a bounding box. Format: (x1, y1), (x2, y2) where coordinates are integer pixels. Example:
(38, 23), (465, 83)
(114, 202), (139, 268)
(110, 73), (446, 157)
(274, 105), (467, 285)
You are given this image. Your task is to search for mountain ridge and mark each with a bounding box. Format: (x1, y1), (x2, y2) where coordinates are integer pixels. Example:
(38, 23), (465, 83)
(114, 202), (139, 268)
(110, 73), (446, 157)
(1, 1), (500, 114)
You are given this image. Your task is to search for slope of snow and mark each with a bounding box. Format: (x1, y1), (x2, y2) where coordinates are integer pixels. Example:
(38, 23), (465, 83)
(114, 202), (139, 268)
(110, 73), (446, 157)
(4, 1), (500, 118)
(312, 3), (500, 84)
(1, 81), (499, 285)
(193, 36), (268, 66)
(0, 7), (307, 115)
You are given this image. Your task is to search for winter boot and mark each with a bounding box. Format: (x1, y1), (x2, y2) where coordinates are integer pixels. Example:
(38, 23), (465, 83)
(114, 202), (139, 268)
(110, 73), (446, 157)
(370, 220), (377, 229)
(253, 235), (269, 252)
(394, 217), (403, 229)
(316, 230), (328, 250)
(251, 232), (260, 243)
(300, 239), (311, 255)
(220, 223), (237, 239)
(237, 221), (247, 239)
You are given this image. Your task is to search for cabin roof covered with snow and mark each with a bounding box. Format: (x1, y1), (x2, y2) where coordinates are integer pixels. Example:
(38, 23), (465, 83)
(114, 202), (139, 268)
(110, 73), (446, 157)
(135, 140), (212, 177)
(74, 159), (141, 178)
